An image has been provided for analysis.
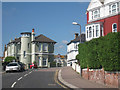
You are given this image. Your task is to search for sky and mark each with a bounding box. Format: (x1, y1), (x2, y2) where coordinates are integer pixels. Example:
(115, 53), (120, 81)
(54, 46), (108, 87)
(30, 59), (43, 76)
(2, 2), (89, 55)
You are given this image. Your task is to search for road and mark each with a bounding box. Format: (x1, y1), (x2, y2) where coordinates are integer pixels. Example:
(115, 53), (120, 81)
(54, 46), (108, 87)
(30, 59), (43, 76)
(2, 67), (67, 89)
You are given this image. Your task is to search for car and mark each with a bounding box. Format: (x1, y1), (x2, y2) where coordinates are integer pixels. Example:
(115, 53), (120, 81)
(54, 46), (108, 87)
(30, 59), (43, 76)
(29, 63), (37, 69)
(18, 62), (25, 71)
(6, 62), (21, 72)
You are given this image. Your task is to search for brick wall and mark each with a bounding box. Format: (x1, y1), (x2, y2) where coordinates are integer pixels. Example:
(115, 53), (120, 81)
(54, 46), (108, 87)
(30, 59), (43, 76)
(82, 68), (120, 88)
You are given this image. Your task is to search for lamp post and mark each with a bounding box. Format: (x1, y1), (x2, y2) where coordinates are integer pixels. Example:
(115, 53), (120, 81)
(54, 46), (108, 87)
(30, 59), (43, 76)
(72, 22), (82, 76)
(72, 22), (81, 43)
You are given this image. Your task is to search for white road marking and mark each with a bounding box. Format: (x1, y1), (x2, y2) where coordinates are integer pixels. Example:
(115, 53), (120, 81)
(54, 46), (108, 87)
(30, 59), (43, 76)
(29, 71), (32, 74)
(18, 77), (22, 81)
(11, 82), (16, 88)
(24, 74), (28, 77)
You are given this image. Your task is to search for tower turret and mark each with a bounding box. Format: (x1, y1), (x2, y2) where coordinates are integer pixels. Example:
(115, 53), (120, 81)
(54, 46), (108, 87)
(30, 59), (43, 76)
(20, 32), (31, 68)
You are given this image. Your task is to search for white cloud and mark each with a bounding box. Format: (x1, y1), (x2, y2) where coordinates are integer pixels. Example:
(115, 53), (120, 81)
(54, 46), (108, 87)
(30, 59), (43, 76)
(58, 45), (64, 49)
(62, 40), (68, 44)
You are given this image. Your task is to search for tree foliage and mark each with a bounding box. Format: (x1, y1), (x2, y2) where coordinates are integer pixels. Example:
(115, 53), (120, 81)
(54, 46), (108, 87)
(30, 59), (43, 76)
(4, 56), (16, 63)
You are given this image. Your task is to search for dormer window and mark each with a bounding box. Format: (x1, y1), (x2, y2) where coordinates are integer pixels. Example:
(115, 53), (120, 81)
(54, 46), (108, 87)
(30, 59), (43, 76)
(92, 9), (100, 19)
(112, 4), (117, 13)
(109, 3), (119, 14)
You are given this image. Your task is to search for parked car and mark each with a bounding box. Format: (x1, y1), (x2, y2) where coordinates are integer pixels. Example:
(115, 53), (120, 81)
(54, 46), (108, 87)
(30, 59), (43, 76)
(6, 62), (21, 72)
(29, 63), (37, 69)
(18, 62), (25, 71)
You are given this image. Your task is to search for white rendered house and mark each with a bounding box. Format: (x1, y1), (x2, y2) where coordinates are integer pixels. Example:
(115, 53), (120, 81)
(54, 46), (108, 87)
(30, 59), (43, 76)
(4, 29), (56, 68)
(67, 33), (86, 66)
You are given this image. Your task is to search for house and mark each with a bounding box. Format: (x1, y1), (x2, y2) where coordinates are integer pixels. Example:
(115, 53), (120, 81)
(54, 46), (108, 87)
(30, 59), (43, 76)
(67, 33), (86, 66)
(4, 29), (56, 68)
(86, 0), (120, 41)
(54, 54), (67, 67)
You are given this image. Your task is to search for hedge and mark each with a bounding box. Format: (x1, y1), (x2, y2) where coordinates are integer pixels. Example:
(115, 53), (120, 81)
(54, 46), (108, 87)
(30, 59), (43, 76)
(76, 32), (120, 71)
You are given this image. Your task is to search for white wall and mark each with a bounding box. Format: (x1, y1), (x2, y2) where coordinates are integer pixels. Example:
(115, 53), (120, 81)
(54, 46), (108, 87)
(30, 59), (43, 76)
(67, 42), (79, 66)
(72, 62), (81, 74)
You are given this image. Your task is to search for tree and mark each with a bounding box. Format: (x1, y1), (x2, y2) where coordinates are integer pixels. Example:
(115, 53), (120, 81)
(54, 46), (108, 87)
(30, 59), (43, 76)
(4, 56), (16, 63)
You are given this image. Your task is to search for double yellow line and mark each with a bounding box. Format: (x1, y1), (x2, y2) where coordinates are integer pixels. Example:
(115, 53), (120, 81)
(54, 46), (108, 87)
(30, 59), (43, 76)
(54, 70), (70, 90)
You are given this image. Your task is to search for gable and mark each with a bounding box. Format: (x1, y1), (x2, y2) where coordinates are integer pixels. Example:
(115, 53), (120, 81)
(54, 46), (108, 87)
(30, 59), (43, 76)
(104, 0), (117, 4)
(87, 0), (103, 11)
(33, 34), (56, 43)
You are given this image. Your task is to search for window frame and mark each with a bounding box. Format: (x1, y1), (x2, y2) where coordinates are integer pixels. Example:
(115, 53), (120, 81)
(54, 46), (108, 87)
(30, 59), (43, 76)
(109, 3), (119, 14)
(42, 57), (47, 66)
(89, 27), (92, 38)
(39, 43), (42, 52)
(96, 25), (99, 37)
(43, 43), (48, 52)
(112, 23), (117, 32)
(92, 9), (100, 20)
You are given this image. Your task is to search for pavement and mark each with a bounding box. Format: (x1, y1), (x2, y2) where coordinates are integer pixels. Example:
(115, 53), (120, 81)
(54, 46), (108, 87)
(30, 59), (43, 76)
(58, 66), (118, 89)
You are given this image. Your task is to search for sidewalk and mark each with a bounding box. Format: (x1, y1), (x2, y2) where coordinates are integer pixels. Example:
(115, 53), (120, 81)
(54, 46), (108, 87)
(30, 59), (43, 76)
(58, 66), (116, 89)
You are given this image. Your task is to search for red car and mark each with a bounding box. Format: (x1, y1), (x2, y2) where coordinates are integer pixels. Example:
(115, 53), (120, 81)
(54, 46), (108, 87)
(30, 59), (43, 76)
(29, 63), (37, 69)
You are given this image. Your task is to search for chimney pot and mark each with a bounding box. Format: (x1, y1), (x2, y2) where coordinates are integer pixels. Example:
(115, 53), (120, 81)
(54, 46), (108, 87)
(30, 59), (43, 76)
(32, 28), (35, 32)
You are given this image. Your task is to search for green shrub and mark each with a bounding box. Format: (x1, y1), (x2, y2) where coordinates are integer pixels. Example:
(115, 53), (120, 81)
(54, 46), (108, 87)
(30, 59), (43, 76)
(77, 32), (120, 71)
(50, 61), (56, 67)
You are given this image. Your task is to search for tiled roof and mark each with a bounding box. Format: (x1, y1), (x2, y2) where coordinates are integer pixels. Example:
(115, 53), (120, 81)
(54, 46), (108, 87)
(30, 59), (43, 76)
(67, 34), (86, 45)
(7, 34), (56, 45)
(33, 34), (57, 43)
(7, 37), (21, 45)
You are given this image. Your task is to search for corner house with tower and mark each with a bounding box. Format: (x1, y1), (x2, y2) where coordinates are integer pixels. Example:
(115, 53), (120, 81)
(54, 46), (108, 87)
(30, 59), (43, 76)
(4, 29), (56, 68)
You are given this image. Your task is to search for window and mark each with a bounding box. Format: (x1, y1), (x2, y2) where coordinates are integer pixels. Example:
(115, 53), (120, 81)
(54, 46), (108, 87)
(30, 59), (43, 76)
(109, 3), (119, 14)
(92, 9), (100, 19)
(28, 43), (30, 48)
(74, 44), (78, 49)
(24, 51), (26, 57)
(117, 2), (119, 12)
(112, 23), (117, 32)
(93, 26), (94, 37)
(42, 57), (47, 65)
(87, 30), (88, 38)
(39, 43), (42, 51)
(96, 25), (99, 37)
(112, 4), (117, 13)
(92, 11), (93, 19)
(89, 27), (92, 38)
(101, 25), (104, 36)
(43, 43), (48, 52)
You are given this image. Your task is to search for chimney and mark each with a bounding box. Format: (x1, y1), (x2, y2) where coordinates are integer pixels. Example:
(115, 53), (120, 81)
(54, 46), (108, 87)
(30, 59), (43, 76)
(75, 33), (79, 39)
(32, 28), (34, 32)
(32, 28), (35, 41)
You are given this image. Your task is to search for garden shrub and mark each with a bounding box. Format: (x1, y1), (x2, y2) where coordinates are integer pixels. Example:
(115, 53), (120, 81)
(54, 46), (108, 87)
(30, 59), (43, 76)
(76, 32), (120, 71)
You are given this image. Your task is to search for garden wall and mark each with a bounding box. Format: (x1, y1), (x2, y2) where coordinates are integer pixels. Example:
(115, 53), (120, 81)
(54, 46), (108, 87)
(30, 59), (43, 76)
(82, 68), (120, 88)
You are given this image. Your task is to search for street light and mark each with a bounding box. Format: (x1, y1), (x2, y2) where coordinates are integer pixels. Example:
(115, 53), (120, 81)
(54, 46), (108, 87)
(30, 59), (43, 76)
(72, 22), (81, 43)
